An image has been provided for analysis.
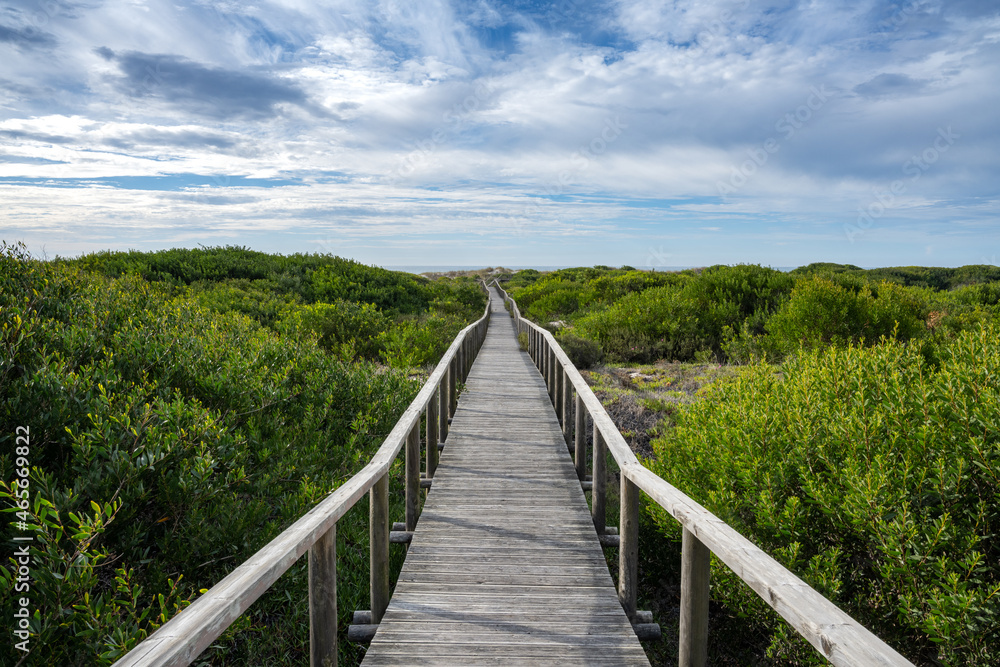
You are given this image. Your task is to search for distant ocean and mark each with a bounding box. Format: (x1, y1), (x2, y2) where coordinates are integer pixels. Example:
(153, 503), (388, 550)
(383, 265), (799, 275)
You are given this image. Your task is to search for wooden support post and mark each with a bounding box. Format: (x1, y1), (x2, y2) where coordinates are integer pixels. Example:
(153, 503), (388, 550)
(449, 356), (458, 416)
(427, 394), (439, 479)
(619, 474), (639, 619)
(309, 524), (337, 667)
(369, 474), (389, 624)
(465, 336), (471, 377)
(457, 343), (465, 383)
(405, 422), (420, 532)
(593, 427), (606, 535)
(557, 367), (564, 423)
(562, 371), (572, 445)
(542, 341), (547, 383)
(546, 342), (552, 383)
(574, 394), (586, 481)
(680, 528), (710, 667)
(549, 349), (557, 404)
(554, 363), (563, 423)
(439, 378), (449, 443)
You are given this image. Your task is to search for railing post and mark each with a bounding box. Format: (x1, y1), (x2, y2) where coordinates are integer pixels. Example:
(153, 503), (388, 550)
(463, 337), (470, 378)
(541, 334), (546, 372)
(427, 394), (439, 478)
(439, 377), (449, 443)
(619, 472), (638, 619)
(593, 427), (606, 534)
(679, 528), (711, 667)
(449, 356), (458, 416)
(549, 345), (559, 407)
(406, 422), (420, 531)
(574, 394), (586, 481)
(562, 370), (572, 445)
(309, 524), (337, 667)
(457, 342), (465, 383)
(555, 362), (563, 421)
(370, 473), (389, 624)
(540, 337), (545, 376)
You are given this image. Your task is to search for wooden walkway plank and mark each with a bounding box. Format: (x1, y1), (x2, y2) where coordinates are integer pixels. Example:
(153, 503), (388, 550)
(361, 288), (649, 665)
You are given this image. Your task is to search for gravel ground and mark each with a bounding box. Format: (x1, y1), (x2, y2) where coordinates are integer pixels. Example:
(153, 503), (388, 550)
(582, 360), (734, 460)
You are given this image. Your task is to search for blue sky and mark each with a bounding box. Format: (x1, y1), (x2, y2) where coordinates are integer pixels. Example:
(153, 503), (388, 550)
(1, 0), (998, 269)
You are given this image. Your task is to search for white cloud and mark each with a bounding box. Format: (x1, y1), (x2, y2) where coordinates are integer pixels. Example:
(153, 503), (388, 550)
(0, 0), (997, 266)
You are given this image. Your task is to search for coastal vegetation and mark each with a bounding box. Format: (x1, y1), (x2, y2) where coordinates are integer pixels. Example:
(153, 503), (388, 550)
(0, 243), (485, 665)
(3, 247), (998, 665)
(505, 263), (1000, 665)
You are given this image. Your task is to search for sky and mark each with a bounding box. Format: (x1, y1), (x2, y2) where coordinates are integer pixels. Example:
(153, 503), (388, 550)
(1, 0), (998, 269)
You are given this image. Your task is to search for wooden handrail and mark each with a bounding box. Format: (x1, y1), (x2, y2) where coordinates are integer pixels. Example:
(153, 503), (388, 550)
(115, 282), (493, 667)
(492, 280), (913, 667)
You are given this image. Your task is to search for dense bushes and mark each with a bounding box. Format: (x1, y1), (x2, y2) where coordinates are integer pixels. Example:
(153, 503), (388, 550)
(278, 299), (391, 360)
(500, 261), (1000, 663)
(569, 264), (794, 362)
(555, 332), (603, 369)
(766, 276), (925, 350)
(574, 286), (700, 362)
(0, 243), (481, 665)
(62, 245), (486, 322)
(648, 325), (1000, 665)
(506, 263), (999, 365)
(791, 262), (1000, 291)
(61, 246), (487, 371)
(721, 275), (929, 362)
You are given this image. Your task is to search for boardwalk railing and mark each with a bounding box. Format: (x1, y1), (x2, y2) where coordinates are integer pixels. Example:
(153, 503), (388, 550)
(493, 281), (913, 667)
(114, 283), (492, 667)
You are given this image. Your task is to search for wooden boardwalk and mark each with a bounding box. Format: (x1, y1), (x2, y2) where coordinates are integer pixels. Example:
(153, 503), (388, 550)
(362, 288), (650, 666)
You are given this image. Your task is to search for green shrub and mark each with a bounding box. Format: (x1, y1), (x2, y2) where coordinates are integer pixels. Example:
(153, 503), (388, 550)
(587, 270), (690, 303)
(278, 299), (390, 360)
(575, 285), (700, 362)
(765, 276), (926, 354)
(0, 247), (418, 665)
(311, 261), (432, 315)
(190, 279), (303, 327)
(649, 326), (1000, 665)
(516, 279), (593, 322)
(556, 332), (603, 369)
(377, 314), (467, 369)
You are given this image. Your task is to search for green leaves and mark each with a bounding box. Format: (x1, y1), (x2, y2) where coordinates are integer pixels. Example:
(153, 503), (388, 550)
(649, 323), (1000, 664)
(0, 246), (423, 665)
